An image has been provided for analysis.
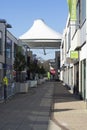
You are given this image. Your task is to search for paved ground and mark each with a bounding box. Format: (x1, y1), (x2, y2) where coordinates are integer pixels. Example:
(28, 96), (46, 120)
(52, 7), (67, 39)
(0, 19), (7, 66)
(51, 82), (87, 130)
(0, 81), (87, 130)
(0, 82), (54, 130)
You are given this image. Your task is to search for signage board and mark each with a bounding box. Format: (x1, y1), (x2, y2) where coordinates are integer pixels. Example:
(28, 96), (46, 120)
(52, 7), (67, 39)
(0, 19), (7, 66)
(70, 51), (78, 59)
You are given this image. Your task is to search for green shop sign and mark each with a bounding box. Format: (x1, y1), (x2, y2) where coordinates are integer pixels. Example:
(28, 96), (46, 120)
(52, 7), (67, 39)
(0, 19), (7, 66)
(70, 51), (78, 59)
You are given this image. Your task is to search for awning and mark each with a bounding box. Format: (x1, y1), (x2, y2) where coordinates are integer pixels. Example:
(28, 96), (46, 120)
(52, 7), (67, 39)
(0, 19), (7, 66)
(50, 69), (56, 75)
(19, 19), (62, 49)
(50, 66), (56, 75)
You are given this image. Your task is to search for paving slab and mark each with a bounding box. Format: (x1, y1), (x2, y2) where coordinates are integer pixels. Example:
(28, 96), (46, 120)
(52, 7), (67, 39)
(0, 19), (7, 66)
(0, 81), (86, 130)
(51, 82), (87, 130)
(0, 82), (54, 130)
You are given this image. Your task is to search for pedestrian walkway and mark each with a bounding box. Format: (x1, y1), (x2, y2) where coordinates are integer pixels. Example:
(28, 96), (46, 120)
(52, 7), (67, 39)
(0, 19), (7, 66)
(0, 81), (87, 130)
(0, 82), (54, 130)
(51, 82), (87, 130)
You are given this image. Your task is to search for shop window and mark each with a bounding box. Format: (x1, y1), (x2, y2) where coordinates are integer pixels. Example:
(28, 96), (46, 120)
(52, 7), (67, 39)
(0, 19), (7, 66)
(0, 31), (2, 55)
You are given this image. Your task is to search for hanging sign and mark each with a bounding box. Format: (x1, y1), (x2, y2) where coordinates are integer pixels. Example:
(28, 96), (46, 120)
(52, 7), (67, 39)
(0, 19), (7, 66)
(70, 51), (78, 59)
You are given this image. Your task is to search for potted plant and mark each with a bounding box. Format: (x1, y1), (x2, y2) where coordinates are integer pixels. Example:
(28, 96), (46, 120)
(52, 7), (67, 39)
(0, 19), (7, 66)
(14, 50), (29, 93)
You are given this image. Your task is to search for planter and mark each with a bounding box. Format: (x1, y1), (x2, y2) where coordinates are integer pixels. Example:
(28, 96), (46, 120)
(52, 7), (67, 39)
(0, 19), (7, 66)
(29, 80), (37, 87)
(20, 82), (29, 93)
(15, 82), (20, 93)
(37, 79), (45, 85)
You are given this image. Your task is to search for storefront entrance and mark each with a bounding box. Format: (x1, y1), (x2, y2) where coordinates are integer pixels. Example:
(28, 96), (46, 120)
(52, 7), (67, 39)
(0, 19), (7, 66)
(74, 63), (79, 94)
(81, 59), (86, 100)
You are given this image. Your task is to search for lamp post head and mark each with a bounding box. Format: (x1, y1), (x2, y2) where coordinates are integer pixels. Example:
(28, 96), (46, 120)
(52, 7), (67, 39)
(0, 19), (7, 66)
(0, 19), (12, 28)
(0, 19), (6, 23)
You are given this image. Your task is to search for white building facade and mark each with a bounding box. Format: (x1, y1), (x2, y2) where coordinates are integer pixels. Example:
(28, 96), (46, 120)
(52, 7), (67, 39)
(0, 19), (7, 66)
(60, 0), (87, 100)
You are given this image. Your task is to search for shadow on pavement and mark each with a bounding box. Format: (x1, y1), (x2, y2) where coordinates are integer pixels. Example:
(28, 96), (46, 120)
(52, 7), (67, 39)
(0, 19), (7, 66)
(51, 108), (74, 113)
(53, 82), (81, 103)
(50, 81), (85, 130)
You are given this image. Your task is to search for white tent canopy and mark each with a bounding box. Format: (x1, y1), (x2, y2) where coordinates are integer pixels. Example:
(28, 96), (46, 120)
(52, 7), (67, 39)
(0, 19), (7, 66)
(19, 19), (62, 49)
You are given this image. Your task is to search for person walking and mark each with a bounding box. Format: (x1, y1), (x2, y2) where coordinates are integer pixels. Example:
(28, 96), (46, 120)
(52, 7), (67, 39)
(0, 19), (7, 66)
(3, 76), (8, 103)
(47, 71), (50, 80)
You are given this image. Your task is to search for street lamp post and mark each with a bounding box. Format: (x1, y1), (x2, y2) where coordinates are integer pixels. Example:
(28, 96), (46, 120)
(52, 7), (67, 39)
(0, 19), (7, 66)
(0, 19), (12, 101)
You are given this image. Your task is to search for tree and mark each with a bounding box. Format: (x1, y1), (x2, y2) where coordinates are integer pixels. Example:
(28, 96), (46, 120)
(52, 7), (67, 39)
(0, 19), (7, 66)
(14, 51), (26, 82)
(39, 66), (46, 75)
(28, 60), (38, 80)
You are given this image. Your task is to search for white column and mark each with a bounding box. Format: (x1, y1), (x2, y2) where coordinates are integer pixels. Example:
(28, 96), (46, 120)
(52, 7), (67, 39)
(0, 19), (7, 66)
(79, 61), (81, 93)
(85, 0), (87, 100)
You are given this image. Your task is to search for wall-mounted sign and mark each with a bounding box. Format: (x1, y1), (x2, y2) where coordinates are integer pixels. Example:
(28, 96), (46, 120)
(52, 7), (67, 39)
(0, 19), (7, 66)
(70, 51), (78, 59)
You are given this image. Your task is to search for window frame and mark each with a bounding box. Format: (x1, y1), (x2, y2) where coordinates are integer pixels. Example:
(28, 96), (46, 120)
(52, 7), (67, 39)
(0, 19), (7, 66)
(0, 31), (3, 55)
(80, 0), (86, 26)
(6, 37), (12, 59)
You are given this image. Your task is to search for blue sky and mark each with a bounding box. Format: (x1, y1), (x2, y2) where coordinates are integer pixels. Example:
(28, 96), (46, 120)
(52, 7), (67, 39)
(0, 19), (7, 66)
(0, 0), (68, 60)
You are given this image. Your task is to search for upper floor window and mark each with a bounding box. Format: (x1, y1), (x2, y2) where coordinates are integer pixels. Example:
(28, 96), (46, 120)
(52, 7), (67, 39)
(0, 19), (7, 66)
(62, 42), (64, 60)
(6, 37), (12, 59)
(80, 0), (86, 25)
(14, 43), (17, 58)
(65, 34), (67, 53)
(67, 28), (71, 51)
(76, 0), (80, 27)
(0, 31), (3, 55)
